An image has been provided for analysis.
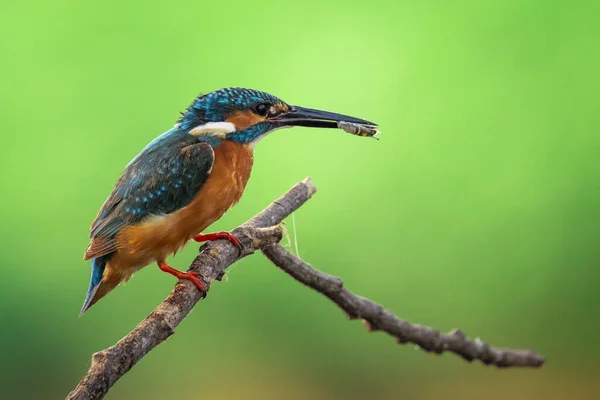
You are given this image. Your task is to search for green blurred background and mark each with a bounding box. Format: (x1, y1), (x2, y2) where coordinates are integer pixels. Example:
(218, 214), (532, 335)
(1, 0), (599, 398)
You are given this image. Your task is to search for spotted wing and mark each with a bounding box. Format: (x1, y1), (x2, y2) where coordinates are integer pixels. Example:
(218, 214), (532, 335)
(84, 141), (215, 260)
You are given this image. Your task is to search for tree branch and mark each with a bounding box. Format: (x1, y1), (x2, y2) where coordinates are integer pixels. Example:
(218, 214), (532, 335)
(68, 176), (545, 400)
(261, 243), (546, 368)
(67, 178), (317, 400)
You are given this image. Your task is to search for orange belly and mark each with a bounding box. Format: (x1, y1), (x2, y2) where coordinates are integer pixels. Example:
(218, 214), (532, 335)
(109, 140), (254, 280)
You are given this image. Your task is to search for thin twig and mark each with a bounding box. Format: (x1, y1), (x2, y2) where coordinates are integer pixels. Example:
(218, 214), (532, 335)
(261, 243), (546, 368)
(67, 178), (317, 400)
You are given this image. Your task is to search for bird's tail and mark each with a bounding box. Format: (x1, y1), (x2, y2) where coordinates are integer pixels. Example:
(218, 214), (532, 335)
(80, 255), (119, 315)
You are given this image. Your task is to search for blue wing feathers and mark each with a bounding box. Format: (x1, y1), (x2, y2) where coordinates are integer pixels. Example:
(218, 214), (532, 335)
(84, 132), (215, 259)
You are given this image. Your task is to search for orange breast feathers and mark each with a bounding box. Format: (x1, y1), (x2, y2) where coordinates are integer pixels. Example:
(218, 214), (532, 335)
(180, 140), (254, 234)
(113, 141), (254, 268)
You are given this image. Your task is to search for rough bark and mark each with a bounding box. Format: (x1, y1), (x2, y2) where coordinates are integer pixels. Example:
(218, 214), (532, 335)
(67, 177), (544, 400)
(262, 243), (545, 368)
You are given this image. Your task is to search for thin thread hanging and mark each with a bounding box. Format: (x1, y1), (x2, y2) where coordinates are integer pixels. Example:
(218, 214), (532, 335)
(292, 212), (299, 256)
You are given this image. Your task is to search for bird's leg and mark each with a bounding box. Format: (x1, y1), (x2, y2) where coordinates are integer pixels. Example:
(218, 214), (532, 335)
(158, 261), (205, 292)
(193, 231), (242, 249)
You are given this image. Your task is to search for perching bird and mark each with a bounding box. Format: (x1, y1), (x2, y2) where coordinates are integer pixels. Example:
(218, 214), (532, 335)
(81, 87), (377, 314)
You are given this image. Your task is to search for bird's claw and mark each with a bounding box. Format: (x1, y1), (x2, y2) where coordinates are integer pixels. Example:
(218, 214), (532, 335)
(193, 231), (244, 255)
(179, 271), (206, 292)
(158, 261), (206, 292)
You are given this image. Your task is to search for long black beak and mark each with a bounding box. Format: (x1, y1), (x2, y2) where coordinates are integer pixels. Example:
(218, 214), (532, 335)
(271, 106), (377, 129)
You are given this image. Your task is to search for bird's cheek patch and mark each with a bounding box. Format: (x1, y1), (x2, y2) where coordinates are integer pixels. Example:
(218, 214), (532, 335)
(226, 110), (266, 131)
(189, 122), (236, 138)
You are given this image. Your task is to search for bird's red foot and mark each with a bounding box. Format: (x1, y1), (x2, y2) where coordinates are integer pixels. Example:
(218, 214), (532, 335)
(158, 261), (205, 291)
(193, 231), (242, 250)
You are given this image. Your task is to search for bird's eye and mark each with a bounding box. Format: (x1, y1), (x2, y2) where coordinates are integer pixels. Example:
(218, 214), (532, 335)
(254, 103), (270, 116)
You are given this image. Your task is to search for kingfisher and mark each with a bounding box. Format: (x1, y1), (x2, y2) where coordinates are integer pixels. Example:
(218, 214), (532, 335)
(81, 87), (377, 314)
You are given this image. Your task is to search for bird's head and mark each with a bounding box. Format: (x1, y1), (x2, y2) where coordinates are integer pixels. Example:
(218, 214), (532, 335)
(177, 87), (376, 145)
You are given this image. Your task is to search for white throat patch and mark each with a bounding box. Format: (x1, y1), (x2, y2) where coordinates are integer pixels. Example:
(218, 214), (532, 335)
(249, 125), (291, 149)
(189, 122), (236, 138)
